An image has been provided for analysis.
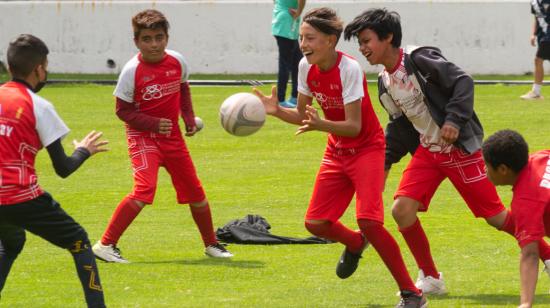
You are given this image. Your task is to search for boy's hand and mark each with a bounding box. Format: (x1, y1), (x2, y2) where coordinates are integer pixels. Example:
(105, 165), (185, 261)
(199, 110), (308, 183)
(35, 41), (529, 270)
(440, 123), (459, 144)
(530, 35), (537, 47)
(185, 126), (198, 137)
(296, 105), (322, 135)
(73, 131), (108, 156)
(253, 86), (280, 115)
(158, 118), (173, 134)
(289, 8), (299, 19)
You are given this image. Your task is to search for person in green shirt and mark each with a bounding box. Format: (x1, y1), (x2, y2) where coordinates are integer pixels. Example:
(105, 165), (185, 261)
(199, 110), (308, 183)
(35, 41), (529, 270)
(272, 0), (305, 107)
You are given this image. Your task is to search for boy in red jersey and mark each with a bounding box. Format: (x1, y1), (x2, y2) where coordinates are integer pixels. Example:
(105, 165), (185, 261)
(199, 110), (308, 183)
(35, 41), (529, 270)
(92, 9), (232, 263)
(255, 8), (426, 307)
(344, 8), (550, 295)
(0, 34), (107, 307)
(483, 130), (550, 308)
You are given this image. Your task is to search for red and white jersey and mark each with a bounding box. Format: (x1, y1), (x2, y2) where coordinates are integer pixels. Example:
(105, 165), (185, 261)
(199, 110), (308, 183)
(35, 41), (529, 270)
(298, 51), (384, 151)
(512, 150), (550, 247)
(0, 81), (69, 205)
(114, 49), (188, 138)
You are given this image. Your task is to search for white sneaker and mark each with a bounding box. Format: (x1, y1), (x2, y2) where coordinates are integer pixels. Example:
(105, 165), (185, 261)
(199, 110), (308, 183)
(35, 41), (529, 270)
(543, 259), (550, 279)
(415, 269), (447, 295)
(92, 241), (130, 263)
(520, 91), (544, 100)
(205, 243), (233, 258)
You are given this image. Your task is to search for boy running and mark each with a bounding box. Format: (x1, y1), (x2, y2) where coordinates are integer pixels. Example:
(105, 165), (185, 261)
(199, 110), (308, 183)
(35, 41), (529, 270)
(0, 34), (107, 307)
(344, 8), (550, 294)
(255, 8), (426, 307)
(92, 9), (232, 263)
(483, 130), (550, 308)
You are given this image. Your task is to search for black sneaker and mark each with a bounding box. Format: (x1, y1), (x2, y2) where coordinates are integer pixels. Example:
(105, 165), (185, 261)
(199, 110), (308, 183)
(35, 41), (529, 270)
(396, 290), (427, 308)
(335, 239), (369, 279)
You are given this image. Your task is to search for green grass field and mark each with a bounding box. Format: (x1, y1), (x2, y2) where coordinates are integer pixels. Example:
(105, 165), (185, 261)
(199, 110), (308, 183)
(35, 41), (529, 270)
(1, 83), (550, 307)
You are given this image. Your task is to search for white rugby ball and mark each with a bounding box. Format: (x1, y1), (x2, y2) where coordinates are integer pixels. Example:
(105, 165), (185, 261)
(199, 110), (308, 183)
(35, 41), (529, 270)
(219, 92), (266, 136)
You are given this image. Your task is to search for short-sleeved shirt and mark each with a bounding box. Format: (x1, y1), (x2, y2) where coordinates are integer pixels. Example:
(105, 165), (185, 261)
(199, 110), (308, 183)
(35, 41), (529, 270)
(272, 0), (300, 40)
(113, 49), (188, 138)
(380, 48), (453, 153)
(298, 51), (385, 151)
(532, 0), (550, 43)
(512, 150), (550, 247)
(0, 81), (69, 205)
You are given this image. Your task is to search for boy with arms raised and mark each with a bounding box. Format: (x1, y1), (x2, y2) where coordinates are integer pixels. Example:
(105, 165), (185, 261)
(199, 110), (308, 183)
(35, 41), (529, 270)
(343, 8), (550, 294)
(255, 8), (426, 307)
(93, 9), (232, 263)
(483, 130), (550, 308)
(0, 34), (107, 307)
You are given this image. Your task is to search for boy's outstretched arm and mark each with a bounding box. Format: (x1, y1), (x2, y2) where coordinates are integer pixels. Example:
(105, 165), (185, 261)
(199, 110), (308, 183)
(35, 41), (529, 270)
(46, 131), (108, 178)
(116, 97), (172, 134)
(519, 241), (539, 308)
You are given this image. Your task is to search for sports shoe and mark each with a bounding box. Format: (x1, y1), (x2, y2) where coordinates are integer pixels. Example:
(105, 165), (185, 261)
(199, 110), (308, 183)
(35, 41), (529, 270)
(543, 259), (550, 279)
(520, 91), (544, 100)
(396, 290), (428, 308)
(92, 241), (129, 263)
(205, 243), (233, 258)
(279, 100), (295, 108)
(415, 269), (447, 295)
(286, 97), (297, 107)
(336, 237), (369, 279)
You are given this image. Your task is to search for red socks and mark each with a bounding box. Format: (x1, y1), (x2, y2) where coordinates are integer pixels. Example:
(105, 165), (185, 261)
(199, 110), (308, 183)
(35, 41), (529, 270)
(305, 220), (363, 253)
(101, 197), (143, 246)
(189, 203), (218, 247)
(359, 219), (421, 295)
(399, 218), (439, 279)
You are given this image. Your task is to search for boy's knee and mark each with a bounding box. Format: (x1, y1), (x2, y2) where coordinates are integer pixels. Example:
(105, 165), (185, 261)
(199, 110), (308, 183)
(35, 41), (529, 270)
(1, 232), (26, 258)
(391, 197), (419, 222)
(304, 220), (330, 236)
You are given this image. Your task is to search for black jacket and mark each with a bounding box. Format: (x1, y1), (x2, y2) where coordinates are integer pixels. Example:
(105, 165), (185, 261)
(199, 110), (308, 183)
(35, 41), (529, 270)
(377, 46), (483, 170)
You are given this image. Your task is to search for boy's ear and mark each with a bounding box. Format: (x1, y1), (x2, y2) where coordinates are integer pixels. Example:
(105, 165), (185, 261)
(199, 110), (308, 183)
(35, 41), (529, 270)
(496, 164), (511, 176)
(384, 33), (394, 44)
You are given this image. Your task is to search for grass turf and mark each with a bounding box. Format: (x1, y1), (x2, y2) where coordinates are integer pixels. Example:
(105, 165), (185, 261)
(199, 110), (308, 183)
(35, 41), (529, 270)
(1, 83), (550, 307)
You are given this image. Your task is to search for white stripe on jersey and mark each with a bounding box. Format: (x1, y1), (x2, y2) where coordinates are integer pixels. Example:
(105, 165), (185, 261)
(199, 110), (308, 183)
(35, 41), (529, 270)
(29, 89), (70, 147)
(113, 55), (139, 103)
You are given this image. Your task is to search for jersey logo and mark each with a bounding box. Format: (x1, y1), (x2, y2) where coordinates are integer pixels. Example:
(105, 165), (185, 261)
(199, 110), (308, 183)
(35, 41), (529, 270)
(141, 84), (163, 101)
(539, 155), (550, 189)
(165, 69), (178, 77)
(16, 107), (23, 119)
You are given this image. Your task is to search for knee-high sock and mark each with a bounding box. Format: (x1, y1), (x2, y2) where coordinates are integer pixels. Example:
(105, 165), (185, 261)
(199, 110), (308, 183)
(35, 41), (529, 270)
(101, 197), (142, 246)
(399, 218), (439, 279)
(500, 210), (550, 261)
(359, 219), (421, 294)
(189, 203), (218, 247)
(305, 220), (363, 253)
(70, 240), (105, 308)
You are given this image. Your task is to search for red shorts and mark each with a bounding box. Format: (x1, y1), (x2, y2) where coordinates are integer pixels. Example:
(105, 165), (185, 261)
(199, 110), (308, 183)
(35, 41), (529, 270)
(126, 133), (205, 204)
(513, 198), (550, 247)
(396, 146), (505, 218)
(306, 146), (385, 223)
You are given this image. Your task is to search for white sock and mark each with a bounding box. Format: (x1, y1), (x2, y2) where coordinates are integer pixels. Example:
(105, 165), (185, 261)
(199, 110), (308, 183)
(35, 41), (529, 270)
(533, 83), (542, 95)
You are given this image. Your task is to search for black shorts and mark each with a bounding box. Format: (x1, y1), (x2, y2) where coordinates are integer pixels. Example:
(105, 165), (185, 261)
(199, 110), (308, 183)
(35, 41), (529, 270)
(537, 41), (550, 60)
(0, 192), (88, 251)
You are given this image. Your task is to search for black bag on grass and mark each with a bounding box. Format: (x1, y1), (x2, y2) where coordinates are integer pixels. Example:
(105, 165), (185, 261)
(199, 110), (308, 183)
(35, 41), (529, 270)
(216, 214), (333, 245)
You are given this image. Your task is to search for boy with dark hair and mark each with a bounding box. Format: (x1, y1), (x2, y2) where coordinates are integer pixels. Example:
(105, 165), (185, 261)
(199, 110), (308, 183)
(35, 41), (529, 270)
(482, 130), (550, 308)
(0, 34), (107, 307)
(92, 9), (232, 263)
(344, 8), (550, 295)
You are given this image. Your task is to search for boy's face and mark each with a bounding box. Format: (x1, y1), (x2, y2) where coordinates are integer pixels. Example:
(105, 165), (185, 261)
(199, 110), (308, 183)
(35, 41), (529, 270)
(356, 28), (393, 66)
(299, 22), (336, 66)
(134, 28), (168, 63)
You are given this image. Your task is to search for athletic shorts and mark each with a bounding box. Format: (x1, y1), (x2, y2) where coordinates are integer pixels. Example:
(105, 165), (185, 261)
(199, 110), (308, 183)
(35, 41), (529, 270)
(127, 134), (205, 204)
(0, 192), (88, 251)
(306, 146), (385, 223)
(512, 197), (550, 247)
(395, 146), (505, 218)
(537, 41), (550, 60)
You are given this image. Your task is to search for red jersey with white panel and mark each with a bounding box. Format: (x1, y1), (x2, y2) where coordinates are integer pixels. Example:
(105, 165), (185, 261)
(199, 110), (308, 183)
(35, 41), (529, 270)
(114, 49), (188, 138)
(298, 51), (384, 151)
(512, 150), (550, 247)
(0, 81), (69, 205)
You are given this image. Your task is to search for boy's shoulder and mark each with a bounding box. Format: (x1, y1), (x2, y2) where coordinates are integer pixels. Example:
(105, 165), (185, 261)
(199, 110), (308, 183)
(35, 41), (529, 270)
(408, 46), (443, 61)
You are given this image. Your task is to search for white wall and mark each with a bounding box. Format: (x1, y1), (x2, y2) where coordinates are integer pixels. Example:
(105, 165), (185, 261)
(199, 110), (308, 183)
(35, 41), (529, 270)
(0, 0), (534, 75)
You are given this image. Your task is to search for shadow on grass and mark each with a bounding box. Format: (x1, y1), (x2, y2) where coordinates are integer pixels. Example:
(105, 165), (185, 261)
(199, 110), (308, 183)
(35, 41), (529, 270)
(133, 258), (265, 268)
(429, 293), (550, 306)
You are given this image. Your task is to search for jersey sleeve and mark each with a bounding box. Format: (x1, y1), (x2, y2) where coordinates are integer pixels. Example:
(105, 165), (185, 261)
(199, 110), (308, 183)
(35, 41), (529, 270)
(166, 49), (190, 82)
(512, 195), (547, 248)
(298, 57), (312, 97)
(113, 57), (138, 103)
(30, 91), (70, 147)
(341, 59), (364, 105)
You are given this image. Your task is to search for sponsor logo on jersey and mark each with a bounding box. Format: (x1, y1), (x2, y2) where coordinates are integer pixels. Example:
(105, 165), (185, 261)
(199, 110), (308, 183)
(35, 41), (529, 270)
(15, 107), (23, 119)
(312, 91), (344, 110)
(165, 69), (178, 77)
(539, 155), (550, 189)
(141, 84), (163, 101)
